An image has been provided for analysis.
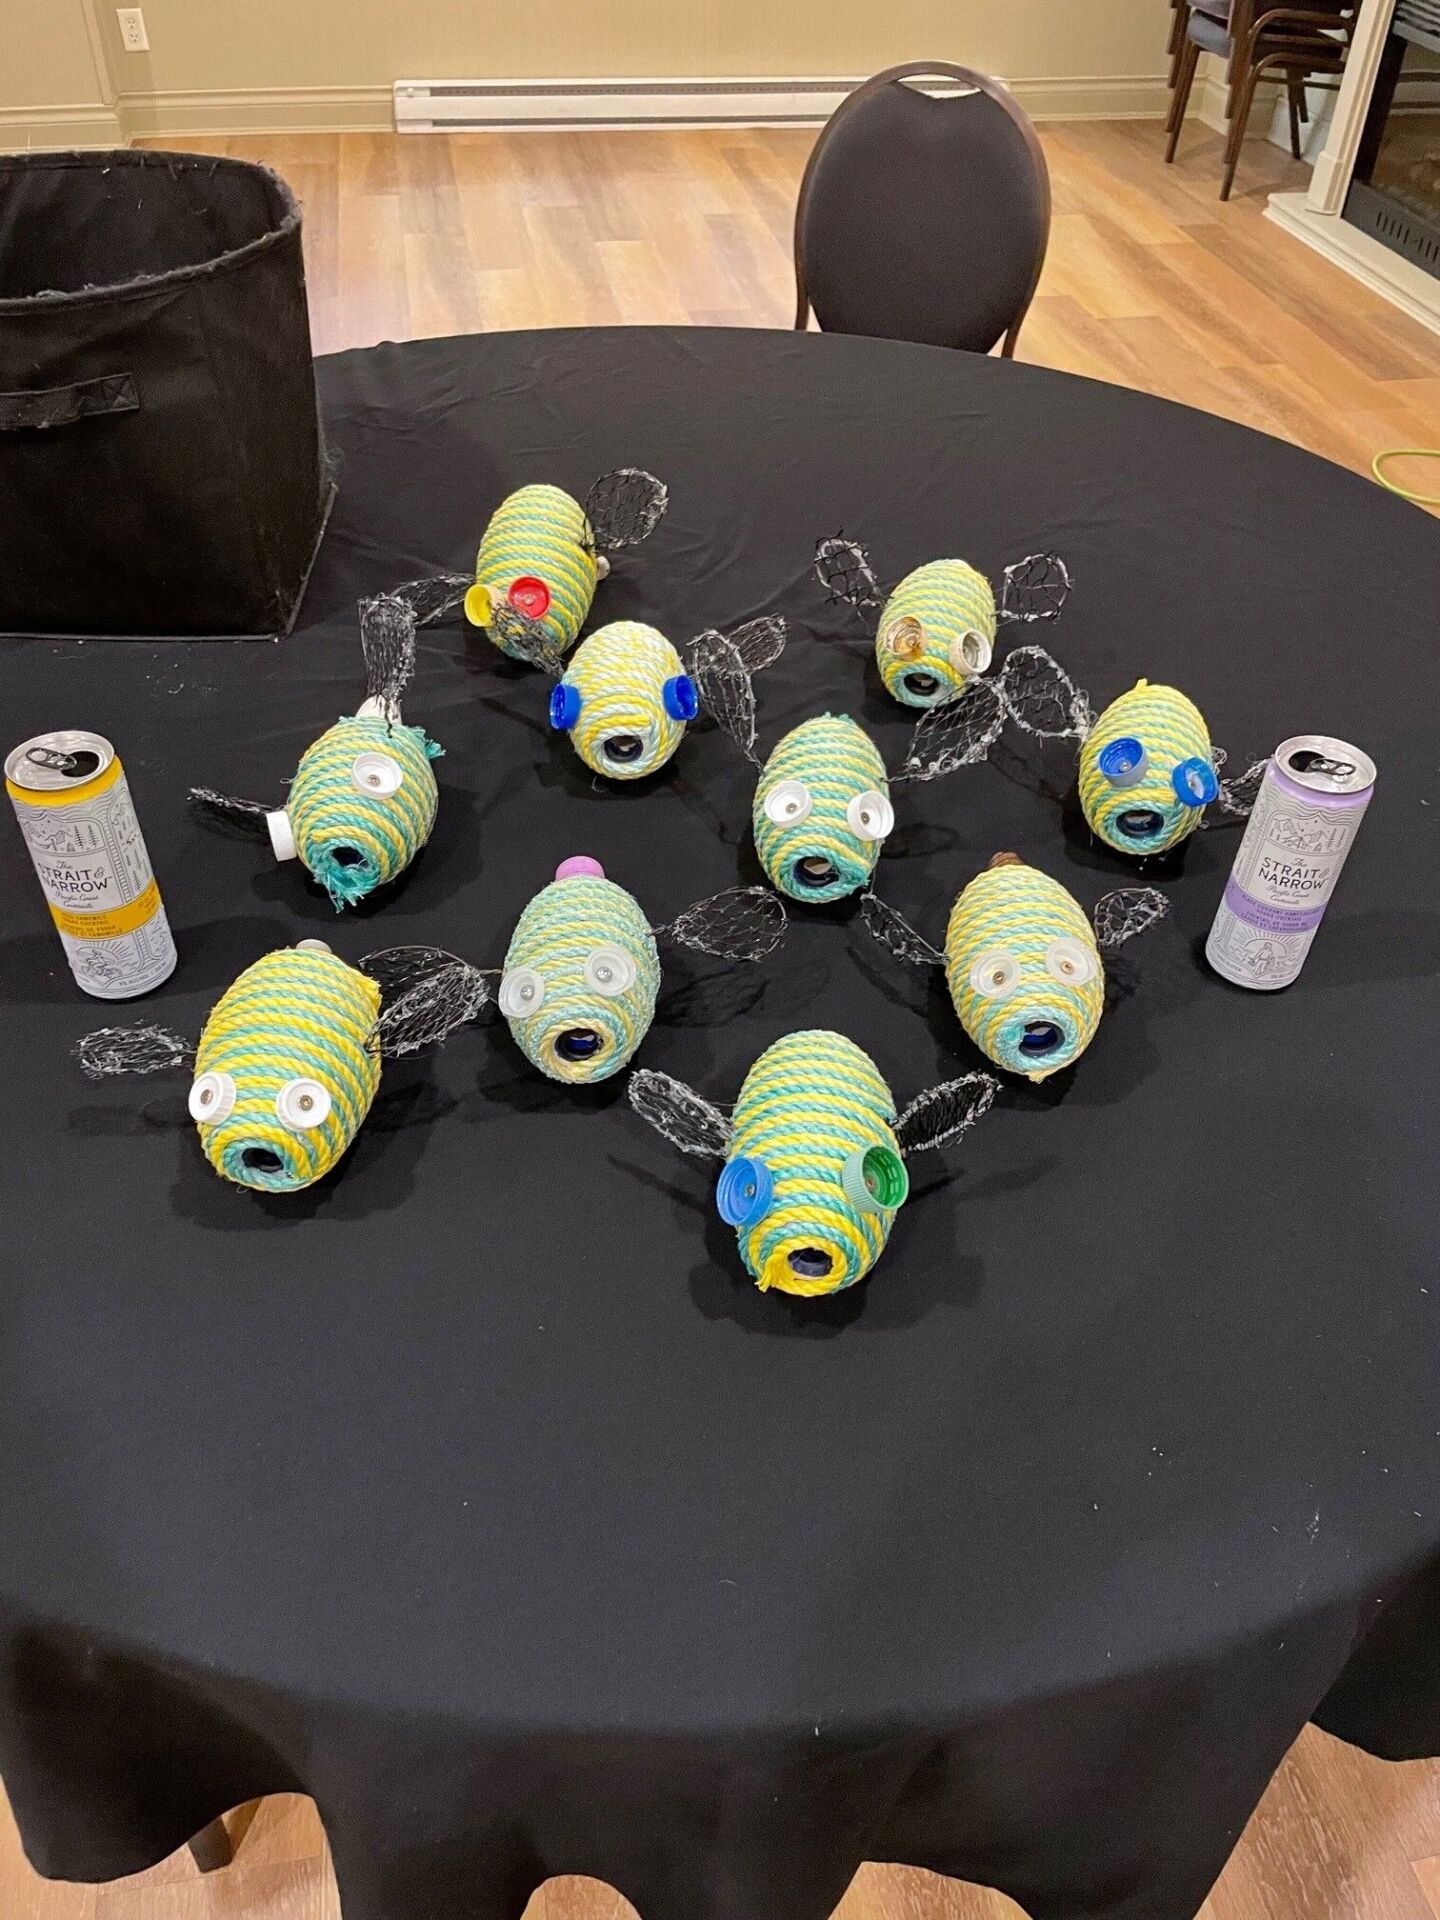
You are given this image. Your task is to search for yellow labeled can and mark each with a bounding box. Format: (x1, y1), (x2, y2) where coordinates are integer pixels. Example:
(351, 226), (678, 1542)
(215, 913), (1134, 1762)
(6, 730), (177, 999)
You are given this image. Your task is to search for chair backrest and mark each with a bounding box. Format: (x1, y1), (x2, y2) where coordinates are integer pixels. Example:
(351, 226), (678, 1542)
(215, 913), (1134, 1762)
(793, 62), (1051, 356)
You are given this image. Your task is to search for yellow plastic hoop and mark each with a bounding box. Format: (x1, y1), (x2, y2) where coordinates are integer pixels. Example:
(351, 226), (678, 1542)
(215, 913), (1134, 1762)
(1371, 448), (1440, 508)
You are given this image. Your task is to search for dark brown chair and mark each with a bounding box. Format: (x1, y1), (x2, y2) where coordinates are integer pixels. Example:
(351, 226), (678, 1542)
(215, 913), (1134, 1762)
(793, 62), (1051, 358)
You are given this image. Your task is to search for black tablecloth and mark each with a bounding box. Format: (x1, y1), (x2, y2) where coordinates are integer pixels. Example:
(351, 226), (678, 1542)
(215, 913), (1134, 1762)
(2, 328), (1438, 1920)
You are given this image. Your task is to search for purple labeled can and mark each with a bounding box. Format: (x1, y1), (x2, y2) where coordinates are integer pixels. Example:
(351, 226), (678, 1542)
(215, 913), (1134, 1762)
(1206, 734), (1375, 990)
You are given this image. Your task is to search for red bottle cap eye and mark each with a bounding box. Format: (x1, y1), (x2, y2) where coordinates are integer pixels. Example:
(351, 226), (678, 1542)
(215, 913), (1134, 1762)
(508, 576), (551, 620)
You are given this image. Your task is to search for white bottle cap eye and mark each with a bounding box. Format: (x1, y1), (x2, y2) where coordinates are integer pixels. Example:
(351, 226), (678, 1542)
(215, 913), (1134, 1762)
(763, 779), (812, 826)
(352, 752), (404, 796)
(969, 948), (1022, 999)
(951, 628), (993, 675)
(295, 938), (332, 954)
(1045, 936), (1098, 985)
(188, 1071), (237, 1125)
(498, 967), (546, 1018)
(275, 1078), (332, 1130)
(266, 809), (297, 862)
(583, 945), (636, 995)
(845, 789), (894, 842)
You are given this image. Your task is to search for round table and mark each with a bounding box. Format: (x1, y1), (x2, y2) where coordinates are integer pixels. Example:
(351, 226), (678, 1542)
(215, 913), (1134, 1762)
(1, 328), (1437, 1920)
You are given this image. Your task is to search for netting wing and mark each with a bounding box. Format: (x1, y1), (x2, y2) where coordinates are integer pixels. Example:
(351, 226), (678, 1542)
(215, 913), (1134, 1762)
(997, 644), (1093, 740)
(861, 892), (945, 969)
(658, 887), (786, 961)
(628, 1069), (733, 1158)
(1217, 756), (1269, 817)
(490, 602), (569, 676)
(723, 614), (788, 674)
(1093, 887), (1169, 952)
(1000, 553), (1072, 624)
(188, 787), (272, 837)
(74, 1024), (194, 1079)
(896, 674), (1006, 782)
(385, 572), (473, 627)
(360, 592), (419, 711)
(584, 467), (668, 551)
(814, 534), (881, 611)
(362, 946), (493, 1056)
(894, 1073), (999, 1156)
(688, 631), (760, 764)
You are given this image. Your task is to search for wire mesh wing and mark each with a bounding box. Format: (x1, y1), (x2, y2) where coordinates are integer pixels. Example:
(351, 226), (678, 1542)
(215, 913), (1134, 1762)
(360, 592), (419, 711)
(628, 1069), (733, 1157)
(1093, 887), (1169, 952)
(385, 572), (474, 627)
(894, 1073), (999, 1156)
(362, 946), (493, 1056)
(997, 644), (1093, 739)
(861, 892), (945, 969)
(188, 787), (273, 837)
(658, 887), (786, 961)
(74, 1024), (194, 1079)
(1217, 756), (1269, 817)
(1000, 553), (1072, 624)
(723, 614), (788, 674)
(896, 674), (1007, 783)
(583, 468), (668, 551)
(490, 602), (569, 676)
(814, 534), (881, 611)
(688, 631), (760, 764)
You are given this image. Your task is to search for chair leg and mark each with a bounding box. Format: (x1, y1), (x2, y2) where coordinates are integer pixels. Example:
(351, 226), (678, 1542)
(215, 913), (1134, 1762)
(1221, 62), (1264, 199)
(1166, 37), (1201, 161)
(1287, 75), (1306, 158)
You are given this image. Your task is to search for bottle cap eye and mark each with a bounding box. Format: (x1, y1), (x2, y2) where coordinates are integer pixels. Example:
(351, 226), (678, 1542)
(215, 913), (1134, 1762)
(498, 967), (546, 1018)
(550, 683), (582, 732)
(663, 673), (699, 722)
(950, 628), (993, 675)
(555, 855), (605, 881)
(1172, 757), (1219, 806)
(969, 947), (1022, 999)
(275, 1078), (332, 1130)
(464, 583), (494, 628)
(1098, 736), (1149, 787)
(583, 945), (636, 995)
(508, 576), (551, 621)
(1044, 936), (1098, 985)
(188, 1071), (236, 1125)
(763, 779), (812, 826)
(882, 616), (924, 661)
(351, 752), (404, 796)
(841, 1145), (909, 1213)
(845, 789), (894, 842)
(716, 1156), (775, 1227)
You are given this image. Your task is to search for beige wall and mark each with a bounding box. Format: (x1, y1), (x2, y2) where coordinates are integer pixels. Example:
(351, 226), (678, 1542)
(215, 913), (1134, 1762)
(0, 0), (119, 144)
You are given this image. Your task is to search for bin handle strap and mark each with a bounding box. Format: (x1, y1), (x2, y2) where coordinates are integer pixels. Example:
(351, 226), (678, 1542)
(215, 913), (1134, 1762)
(0, 373), (138, 432)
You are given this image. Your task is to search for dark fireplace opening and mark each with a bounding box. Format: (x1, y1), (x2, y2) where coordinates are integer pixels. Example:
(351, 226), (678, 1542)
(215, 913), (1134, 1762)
(1343, 0), (1440, 276)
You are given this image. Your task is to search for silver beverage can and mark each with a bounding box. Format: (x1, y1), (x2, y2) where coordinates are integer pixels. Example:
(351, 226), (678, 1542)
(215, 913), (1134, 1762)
(6, 730), (177, 999)
(1206, 733), (1375, 990)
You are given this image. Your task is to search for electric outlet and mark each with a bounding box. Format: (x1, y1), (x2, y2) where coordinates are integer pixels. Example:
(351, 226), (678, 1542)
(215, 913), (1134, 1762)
(116, 7), (149, 51)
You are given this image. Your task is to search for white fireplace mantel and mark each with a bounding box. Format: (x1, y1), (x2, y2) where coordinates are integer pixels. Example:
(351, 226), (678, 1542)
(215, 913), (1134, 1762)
(1266, 0), (1440, 333)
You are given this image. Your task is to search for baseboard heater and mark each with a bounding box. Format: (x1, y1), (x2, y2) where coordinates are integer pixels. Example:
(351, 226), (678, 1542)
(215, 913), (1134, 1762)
(392, 76), (976, 132)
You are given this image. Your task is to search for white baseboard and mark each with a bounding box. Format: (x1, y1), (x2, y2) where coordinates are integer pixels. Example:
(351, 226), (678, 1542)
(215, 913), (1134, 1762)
(117, 85), (393, 139)
(0, 103), (124, 151)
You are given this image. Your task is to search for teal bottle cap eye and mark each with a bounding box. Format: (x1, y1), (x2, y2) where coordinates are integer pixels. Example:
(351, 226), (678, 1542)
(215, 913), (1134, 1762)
(663, 673), (699, 722)
(550, 683), (582, 731)
(717, 1156), (774, 1227)
(841, 1145), (909, 1213)
(1098, 736), (1148, 786)
(1172, 757), (1219, 806)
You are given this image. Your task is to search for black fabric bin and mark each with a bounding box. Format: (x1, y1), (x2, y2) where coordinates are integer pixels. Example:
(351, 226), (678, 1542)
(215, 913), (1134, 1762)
(0, 149), (334, 638)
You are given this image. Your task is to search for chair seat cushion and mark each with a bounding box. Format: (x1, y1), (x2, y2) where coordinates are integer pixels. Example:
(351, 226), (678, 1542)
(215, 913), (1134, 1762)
(1188, 9), (1233, 55)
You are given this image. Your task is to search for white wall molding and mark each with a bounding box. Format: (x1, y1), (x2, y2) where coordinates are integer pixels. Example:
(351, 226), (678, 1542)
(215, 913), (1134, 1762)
(117, 84), (393, 138)
(0, 101), (123, 149)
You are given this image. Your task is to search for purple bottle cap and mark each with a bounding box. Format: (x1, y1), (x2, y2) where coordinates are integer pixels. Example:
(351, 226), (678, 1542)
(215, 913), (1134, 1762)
(555, 855), (605, 881)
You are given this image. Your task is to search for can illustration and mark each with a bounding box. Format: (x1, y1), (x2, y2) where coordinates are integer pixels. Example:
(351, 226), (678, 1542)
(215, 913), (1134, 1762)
(6, 730), (177, 999)
(1206, 734), (1375, 991)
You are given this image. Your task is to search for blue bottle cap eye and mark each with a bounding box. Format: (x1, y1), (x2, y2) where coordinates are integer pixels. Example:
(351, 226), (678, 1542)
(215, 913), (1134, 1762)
(1172, 757), (1218, 806)
(1098, 736), (1148, 787)
(716, 1156), (774, 1227)
(663, 673), (699, 722)
(549, 683), (582, 732)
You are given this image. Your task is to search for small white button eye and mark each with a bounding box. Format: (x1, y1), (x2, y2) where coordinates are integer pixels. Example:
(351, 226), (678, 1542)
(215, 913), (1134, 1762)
(951, 628), (993, 675)
(763, 779), (812, 826)
(583, 945), (636, 995)
(969, 948), (1023, 999)
(499, 967), (547, 1018)
(845, 789), (894, 842)
(1044, 936), (1098, 985)
(188, 1071), (236, 1124)
(351, 752), (404, 796)
(275, 1079), (332, 1130)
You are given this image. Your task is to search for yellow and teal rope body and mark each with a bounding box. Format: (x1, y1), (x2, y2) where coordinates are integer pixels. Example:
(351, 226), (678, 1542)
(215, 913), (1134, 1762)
(560, 621), (687, 780)
(1079, 679), (1214, 856)
(753, 714), (889, 903)
(192, 947), (382, 1192)
(944, 860), (1104, 1082)
(288, 713), (442, 909)
(502, 873), (661, 1083)
(876, 559), (997, 708)
(727, 1030), (902, 1295)
(468, 484), (599, 660)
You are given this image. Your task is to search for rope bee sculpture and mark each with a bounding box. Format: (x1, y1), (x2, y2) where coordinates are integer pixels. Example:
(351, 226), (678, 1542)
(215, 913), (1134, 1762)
(490, 609), (788, 783)
(814, 534), (1071, 709)
(359, 857), (787, 1086)
(71, 938), (459, 1194)
(865, 853), (1168, 1082)
(462, 469), (669, 662)
(939, 646), (1266, 860)
(190, 593), (443, 909)
(686, 638), (1039, 904)
(629, 1032), (998, 1297)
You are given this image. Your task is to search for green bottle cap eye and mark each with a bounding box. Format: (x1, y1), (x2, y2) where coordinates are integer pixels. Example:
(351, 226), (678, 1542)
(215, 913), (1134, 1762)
(841, 1145), (908, 1213)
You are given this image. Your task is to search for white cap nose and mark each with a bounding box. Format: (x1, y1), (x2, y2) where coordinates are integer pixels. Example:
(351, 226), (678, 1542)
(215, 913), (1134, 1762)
(266, 808), (297, 862)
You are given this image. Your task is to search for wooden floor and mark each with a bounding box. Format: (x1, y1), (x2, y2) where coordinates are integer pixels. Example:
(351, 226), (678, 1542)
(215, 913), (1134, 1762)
(6, 115), (1439, 1920)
